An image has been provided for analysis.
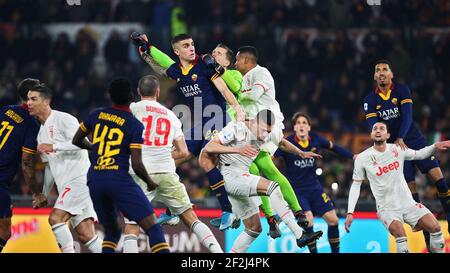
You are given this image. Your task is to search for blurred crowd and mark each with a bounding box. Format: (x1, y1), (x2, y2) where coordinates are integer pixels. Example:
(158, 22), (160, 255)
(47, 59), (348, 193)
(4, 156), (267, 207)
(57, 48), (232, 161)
(1, 0), (449, 213)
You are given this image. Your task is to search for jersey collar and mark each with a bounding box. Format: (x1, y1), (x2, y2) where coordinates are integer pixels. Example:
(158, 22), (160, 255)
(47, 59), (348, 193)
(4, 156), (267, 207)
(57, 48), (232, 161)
(375, 82), (395, 100)
(179, 54), (199, 76)
(294, 134), (310, 148)
(112, 105), (131, 112)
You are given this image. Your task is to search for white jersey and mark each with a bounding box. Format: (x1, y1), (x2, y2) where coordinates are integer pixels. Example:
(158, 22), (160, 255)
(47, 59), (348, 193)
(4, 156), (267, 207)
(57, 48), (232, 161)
(217, 121), (281, 171)
(240, 65), (284, 127)
(353, 143), (436, 211)
(130, 100), (184, 173)
(37, 110), (90, 192)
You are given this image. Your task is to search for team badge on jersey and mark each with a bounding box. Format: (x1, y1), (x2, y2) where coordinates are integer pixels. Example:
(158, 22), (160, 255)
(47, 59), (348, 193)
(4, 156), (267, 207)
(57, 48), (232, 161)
(392, 148), (399, 158)
(191, 74), (198, 81)
(370, 155), (378, 166)
(391, 98), (398, 105)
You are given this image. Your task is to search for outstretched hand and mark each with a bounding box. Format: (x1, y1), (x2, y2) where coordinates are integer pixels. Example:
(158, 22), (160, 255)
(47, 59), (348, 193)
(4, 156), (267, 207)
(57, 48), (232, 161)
(300, 151), (322, 159)
(435, 140), (450, 150)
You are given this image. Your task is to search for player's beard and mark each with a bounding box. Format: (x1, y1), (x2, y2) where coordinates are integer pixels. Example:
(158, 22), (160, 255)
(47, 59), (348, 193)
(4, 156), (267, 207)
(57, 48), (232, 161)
(379, 82), (386, 88)
(373, 139), (386, 146)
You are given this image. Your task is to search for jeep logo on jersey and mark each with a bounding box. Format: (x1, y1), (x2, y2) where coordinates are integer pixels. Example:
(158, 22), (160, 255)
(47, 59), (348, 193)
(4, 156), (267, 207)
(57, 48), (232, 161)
(375, 161), (400, 176)
(377, 107), (400, 120)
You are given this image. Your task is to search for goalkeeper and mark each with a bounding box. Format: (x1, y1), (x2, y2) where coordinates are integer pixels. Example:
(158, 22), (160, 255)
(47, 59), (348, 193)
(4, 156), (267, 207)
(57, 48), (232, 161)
(143, 41), (309, 238)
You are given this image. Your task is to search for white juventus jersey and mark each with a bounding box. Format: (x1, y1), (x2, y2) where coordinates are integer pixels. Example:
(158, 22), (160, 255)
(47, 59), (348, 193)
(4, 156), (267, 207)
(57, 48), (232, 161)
(353, 143), (436, 211)
(240, 65), (284, 127)
(37, 110), (90, 192)
(217, 121), (281, 171)
(130, 100), (184, 173)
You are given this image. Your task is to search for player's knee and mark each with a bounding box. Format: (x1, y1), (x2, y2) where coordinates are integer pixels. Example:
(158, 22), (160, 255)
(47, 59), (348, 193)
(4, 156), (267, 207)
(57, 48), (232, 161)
(429, 222), (441, 233)
(326, 215), (339, 226)
(124, 224), (141, 236)
(245, 227), (262, 238)
(48, 214), (62, 226)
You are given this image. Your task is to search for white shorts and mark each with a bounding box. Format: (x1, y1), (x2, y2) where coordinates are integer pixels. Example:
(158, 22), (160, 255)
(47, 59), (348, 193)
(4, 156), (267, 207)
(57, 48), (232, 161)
(54, 179), (97, 228)
(378, 203), (431, 230)
(124, 173), (192, 225)
(260, 124), (283, 155)
(222, 169), (262, 220)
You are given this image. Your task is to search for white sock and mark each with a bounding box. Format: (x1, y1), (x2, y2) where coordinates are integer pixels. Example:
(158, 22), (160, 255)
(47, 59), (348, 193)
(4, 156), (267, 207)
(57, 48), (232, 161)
(191, 220), (223, 253)
(395, 237), (409, 253)
(84, 234), (102, 253)
(123, 234), (139, 253)
(51, 223), (75, 253)
(267, 183), (303, 239)
(430, 231), (445, 253)
(230, 229), (260, 253)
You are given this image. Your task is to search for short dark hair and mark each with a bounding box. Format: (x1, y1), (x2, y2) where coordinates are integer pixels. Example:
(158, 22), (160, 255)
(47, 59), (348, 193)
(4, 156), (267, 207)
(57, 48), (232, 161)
(375, 59), (391, 68)
(292, 112), (311, 126)
(256, 109), (275, 126)
(18, 78), (40, 101)
(216, 43), (235, 69)
(373, 121), (389, 133)
(29, 83), (52, 100)
(108, 78), (133, 106)
(171, 34), (192, 46)
(138, 75), (160, 97)
(237, 46), (258, 62)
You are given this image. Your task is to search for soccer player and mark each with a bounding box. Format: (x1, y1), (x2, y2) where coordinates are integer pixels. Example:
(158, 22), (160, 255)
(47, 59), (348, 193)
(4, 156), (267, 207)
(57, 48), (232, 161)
(204, 109), (323, 252)
(72, 78), (170, 253)
(27, 84), (101, 253)
(212, 46), (309, 237)
(0, 78), (48, 252)
(131, 33), (245, 230)
(274, 113), (354, 253)
(121, 75), (222, 253)
(345, 122), (448, 253)
(363, 60), (450, 244)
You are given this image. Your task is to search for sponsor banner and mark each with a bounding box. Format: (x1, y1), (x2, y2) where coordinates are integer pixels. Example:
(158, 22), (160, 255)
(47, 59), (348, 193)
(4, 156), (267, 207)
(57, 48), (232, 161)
(3, 212), (60, 253)
(225, 218), (389, 253)
(5, 208), (224, 253)
(388, 221), (449, 253)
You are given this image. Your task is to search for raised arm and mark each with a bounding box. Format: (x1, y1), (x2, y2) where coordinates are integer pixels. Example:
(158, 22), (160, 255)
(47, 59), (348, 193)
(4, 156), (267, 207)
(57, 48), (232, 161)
(140, 50), (168, 77)
(211, 76), (245, 121)
(405, 140), (450, 160)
